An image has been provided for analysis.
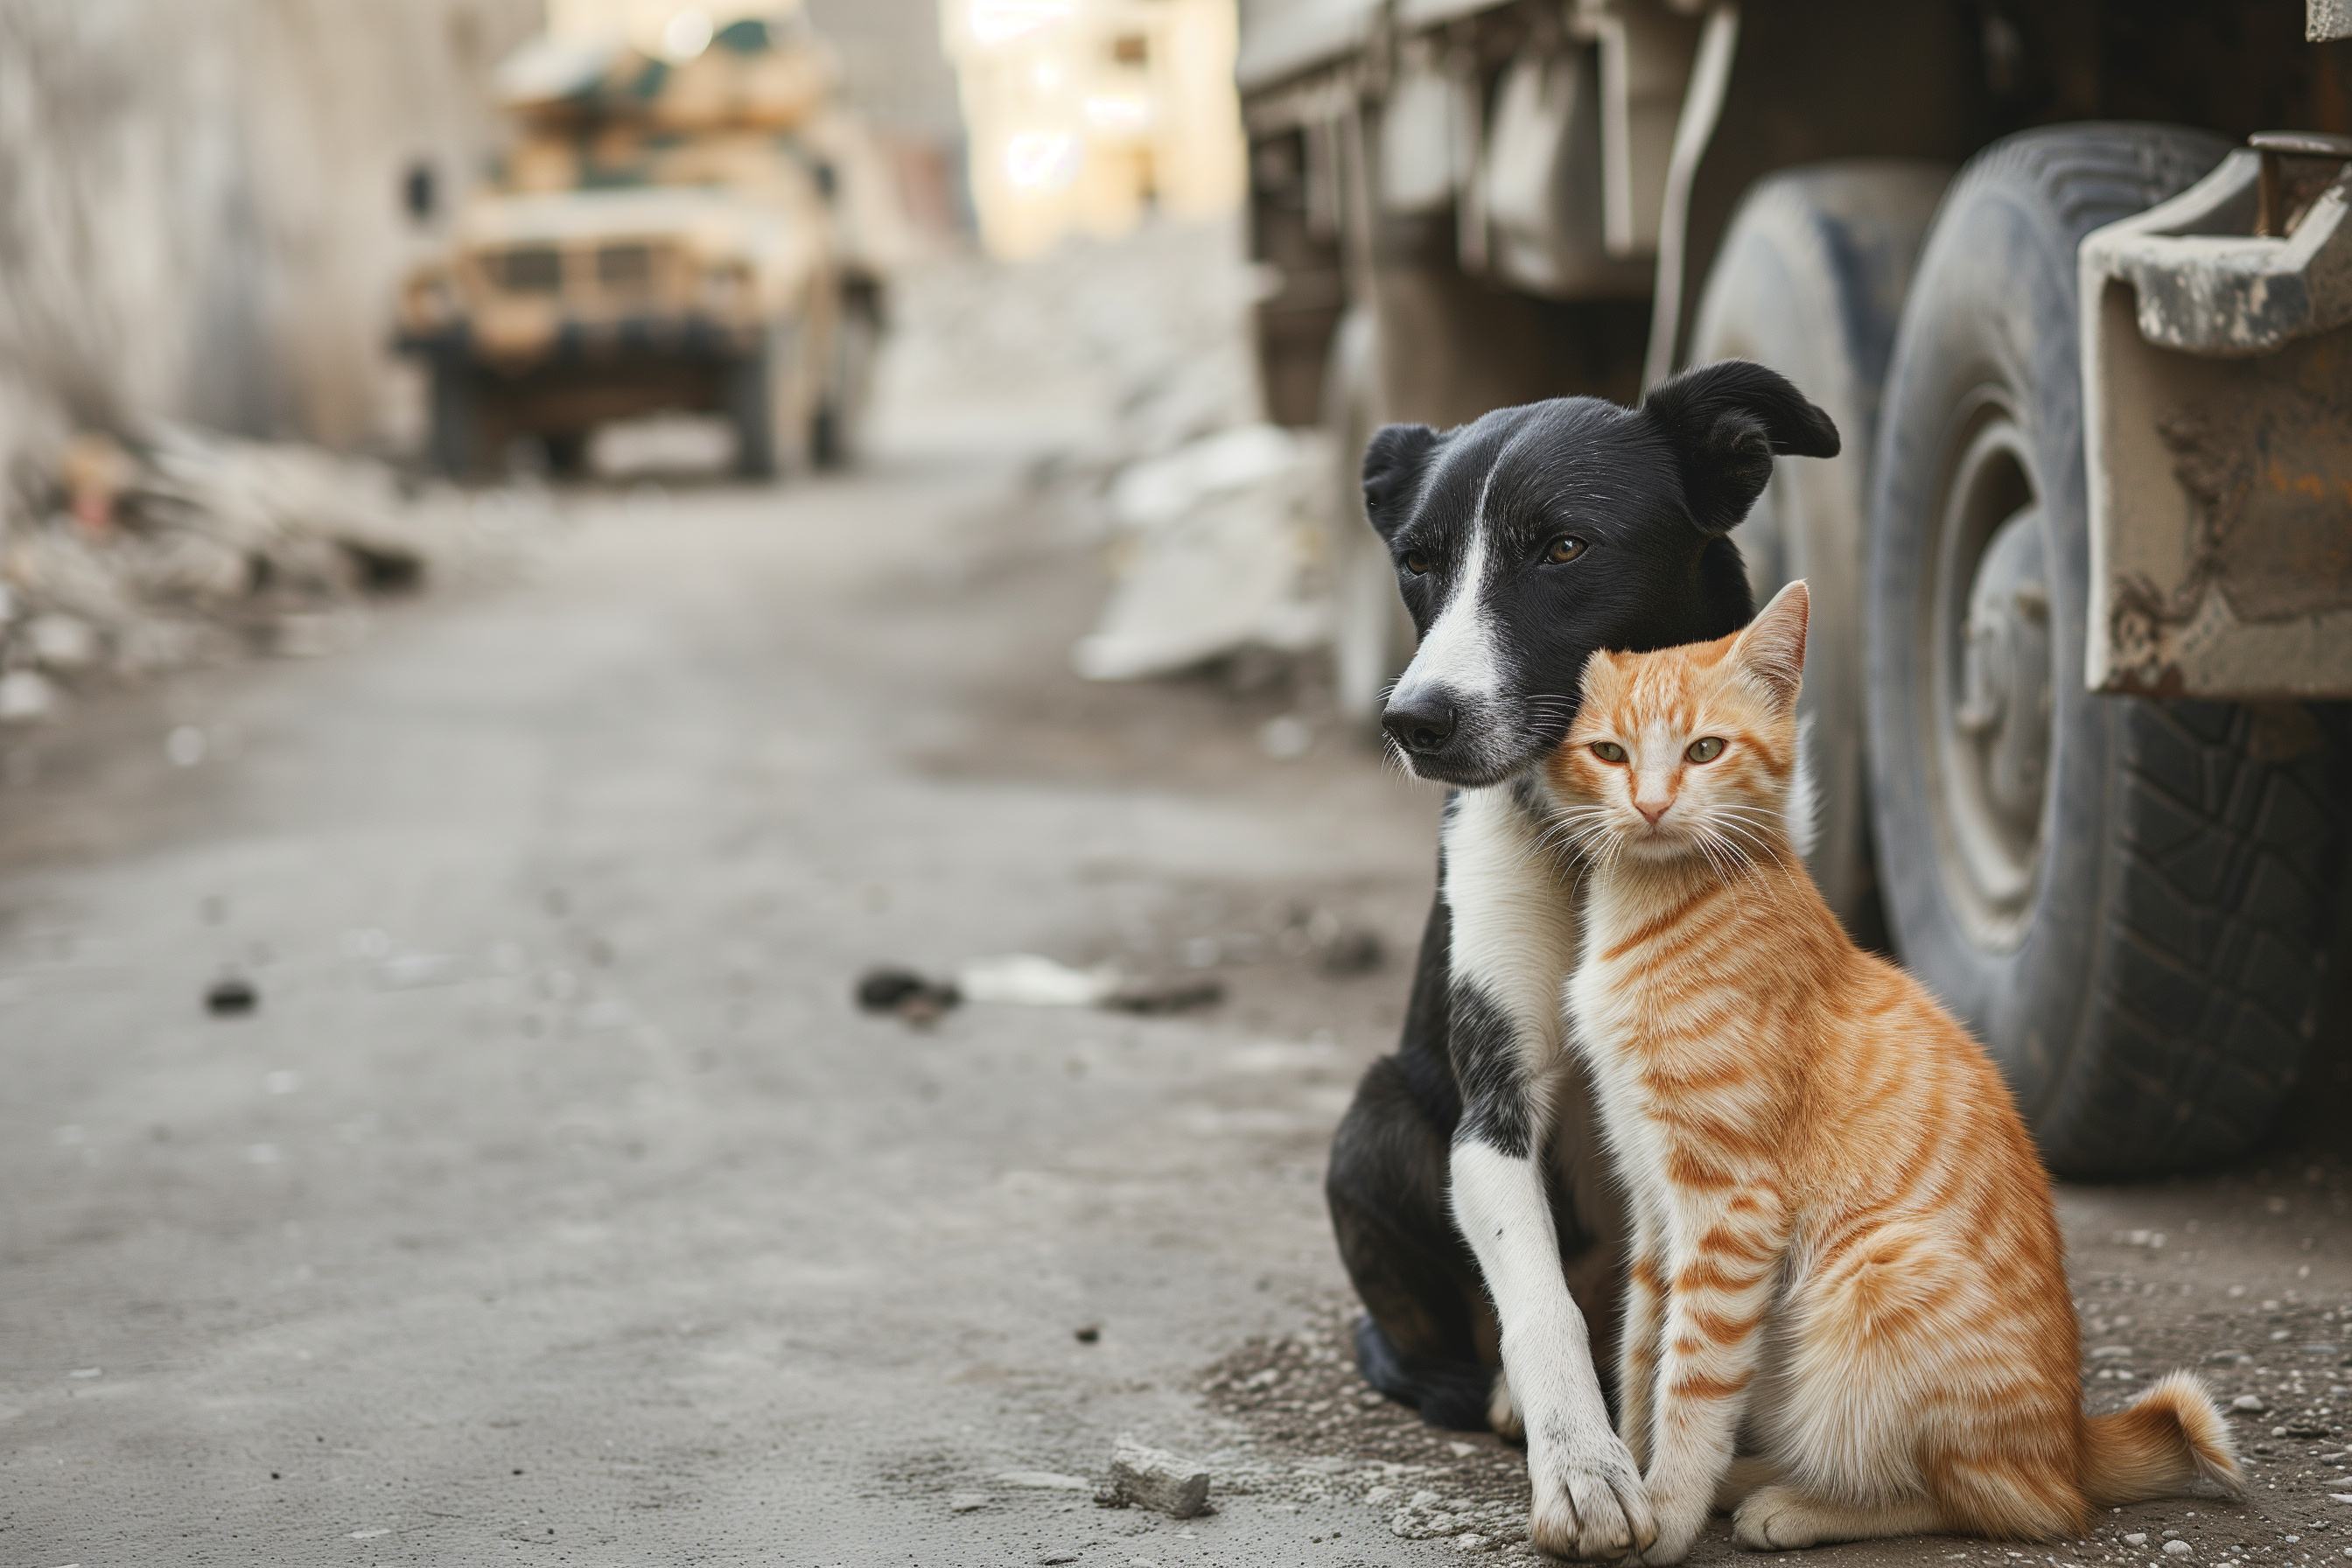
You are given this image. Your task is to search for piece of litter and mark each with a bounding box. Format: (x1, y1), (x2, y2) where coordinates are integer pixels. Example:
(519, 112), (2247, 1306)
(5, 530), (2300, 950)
(957, 954), (1123, 1009)
(855, 966), (962, 1023)
(206, 976), (259, 1017)
(1096, 1436), (1212, 1519)
(1102, 975), (1224, 1016)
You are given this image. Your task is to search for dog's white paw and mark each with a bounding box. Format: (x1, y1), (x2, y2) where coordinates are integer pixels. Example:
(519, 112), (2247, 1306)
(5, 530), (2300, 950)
(1528, 1434), (1656, 1561)
(1731, 1485), (1823, 1551)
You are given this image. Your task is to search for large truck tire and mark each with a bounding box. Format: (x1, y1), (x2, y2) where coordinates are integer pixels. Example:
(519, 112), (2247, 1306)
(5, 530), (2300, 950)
(427, 357), (492, 480)
(1322, 310), (1414, 724)
(1864, 124), (2340, 1175)
(729, 323), (803, 480)
(812, 299), (880, 472)
(1688, 161), (1950, 941)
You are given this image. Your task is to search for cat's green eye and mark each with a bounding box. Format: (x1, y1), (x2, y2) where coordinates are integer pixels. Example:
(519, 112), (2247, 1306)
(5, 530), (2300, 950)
(1687, 737), (1726, 763)
(1590, 741), (1628, 764)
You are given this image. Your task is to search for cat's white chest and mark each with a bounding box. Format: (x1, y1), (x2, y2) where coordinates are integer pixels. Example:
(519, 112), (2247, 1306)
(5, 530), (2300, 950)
(1564, 879), (1738, 1201)
(1564, 914), (1675, 1183)
(1564, 881), (1664, 1077)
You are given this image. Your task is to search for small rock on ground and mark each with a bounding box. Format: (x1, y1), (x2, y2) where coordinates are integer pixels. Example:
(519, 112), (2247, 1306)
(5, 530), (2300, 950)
(1096, 1438), (1212, 1519)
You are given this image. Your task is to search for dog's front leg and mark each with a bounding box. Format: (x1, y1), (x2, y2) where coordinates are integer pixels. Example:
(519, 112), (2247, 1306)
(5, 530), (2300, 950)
(1444, 790), (1654, 1561)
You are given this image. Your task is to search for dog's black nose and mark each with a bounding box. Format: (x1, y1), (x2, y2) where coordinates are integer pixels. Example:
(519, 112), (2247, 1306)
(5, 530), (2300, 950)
(1382, 696), (1457, 755)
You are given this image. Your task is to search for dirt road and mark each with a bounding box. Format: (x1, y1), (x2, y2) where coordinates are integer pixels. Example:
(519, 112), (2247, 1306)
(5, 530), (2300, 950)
(1, 343), (2346, 1566)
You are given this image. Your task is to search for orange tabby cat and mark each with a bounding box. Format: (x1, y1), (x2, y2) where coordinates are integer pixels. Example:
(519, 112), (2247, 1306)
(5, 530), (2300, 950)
(1543, 581), (2242, 1562)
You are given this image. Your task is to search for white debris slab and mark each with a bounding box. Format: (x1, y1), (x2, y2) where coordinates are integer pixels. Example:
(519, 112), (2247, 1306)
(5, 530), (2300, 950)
(955, 954), (1122, 1009)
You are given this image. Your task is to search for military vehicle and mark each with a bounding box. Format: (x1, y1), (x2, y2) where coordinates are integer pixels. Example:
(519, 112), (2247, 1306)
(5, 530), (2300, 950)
(1241, 0), (2352, 1173)
(396, 12), (895, 479)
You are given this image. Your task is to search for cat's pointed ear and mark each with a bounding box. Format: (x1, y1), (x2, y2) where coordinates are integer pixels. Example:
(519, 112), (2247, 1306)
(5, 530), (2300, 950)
(1576, 647), (1620, 704)
(1736, 580), (1810, 710)
(1362, 424), (1440, 539)
(1640, 360), (1839, 536)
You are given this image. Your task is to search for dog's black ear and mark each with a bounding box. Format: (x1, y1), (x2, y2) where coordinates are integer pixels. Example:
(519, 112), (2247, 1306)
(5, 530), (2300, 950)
(1362, 423), (1440, 538)
(1640, 360), (1839, 536)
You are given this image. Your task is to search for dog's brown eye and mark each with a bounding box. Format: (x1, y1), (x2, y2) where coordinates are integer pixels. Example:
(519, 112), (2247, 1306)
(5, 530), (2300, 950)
(1544, 536), (1587, 565)
(1591, 741), (1627, 764)
(1687, 737), (1725, 763)
(1402, 550), (1432, 576)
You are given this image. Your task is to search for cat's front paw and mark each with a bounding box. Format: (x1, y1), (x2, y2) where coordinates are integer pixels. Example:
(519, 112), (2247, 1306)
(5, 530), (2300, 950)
(1630, 1480), (1711, 1565)
(1528, 1434), (1656, 1561)
(1731, 1485), (1824, 1551)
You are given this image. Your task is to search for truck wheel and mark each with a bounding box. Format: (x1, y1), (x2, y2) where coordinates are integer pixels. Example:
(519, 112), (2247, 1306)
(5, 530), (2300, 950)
(1322, 310), (1413, 724)
(427, 358), (491, 479)
(812, 305), (878, 472)
(1865, 124), (2338, 1174)
(1688, 161), (1950, 940)
(729, 325), (801, 480)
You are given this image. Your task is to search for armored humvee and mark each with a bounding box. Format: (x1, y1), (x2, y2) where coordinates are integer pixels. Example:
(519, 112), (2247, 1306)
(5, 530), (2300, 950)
(1242, 0), (2352, 1174)
(396, 13), (894, 479)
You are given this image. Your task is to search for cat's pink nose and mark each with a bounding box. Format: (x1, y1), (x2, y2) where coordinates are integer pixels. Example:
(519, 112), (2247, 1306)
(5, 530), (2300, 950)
(1635, 798), (1671, 826)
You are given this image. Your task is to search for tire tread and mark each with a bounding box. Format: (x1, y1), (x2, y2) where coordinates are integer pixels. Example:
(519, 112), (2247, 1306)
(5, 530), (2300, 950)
(1867, 123), (2335, 1175)
(2093, 704), (2335, 1163)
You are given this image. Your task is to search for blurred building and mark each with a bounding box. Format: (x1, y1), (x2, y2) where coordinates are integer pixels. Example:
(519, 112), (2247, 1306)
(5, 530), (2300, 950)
(940, 0), (1246, 259)
(543, 0), (970, 237)
(0, 0), (540, 481)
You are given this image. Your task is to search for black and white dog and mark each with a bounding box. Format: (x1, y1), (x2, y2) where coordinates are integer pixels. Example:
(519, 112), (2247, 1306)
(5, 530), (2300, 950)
(1326, 360), (1838, 1558)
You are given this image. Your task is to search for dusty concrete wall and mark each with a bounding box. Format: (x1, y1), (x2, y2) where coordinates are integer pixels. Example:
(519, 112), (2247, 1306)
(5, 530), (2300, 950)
(0, 0), (541, 500)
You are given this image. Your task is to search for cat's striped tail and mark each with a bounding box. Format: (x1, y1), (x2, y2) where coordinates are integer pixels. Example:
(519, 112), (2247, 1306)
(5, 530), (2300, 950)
(2080, 1371), (2246, 1506)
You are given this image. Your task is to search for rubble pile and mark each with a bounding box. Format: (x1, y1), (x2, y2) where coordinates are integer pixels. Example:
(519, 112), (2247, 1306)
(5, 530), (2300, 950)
(0, 428), (546, 724)
(902, 219), (1335, 687)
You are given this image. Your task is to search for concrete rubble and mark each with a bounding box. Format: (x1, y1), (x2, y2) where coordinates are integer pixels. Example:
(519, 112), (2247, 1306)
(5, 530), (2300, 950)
(0, 426), (548, 724)
(1096, 1436), (1214, 1519)
(900, 220), (1334, 687)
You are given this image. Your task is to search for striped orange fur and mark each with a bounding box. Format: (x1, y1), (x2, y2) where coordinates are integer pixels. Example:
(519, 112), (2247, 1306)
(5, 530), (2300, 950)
(1542, 582), (2243, 1562)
